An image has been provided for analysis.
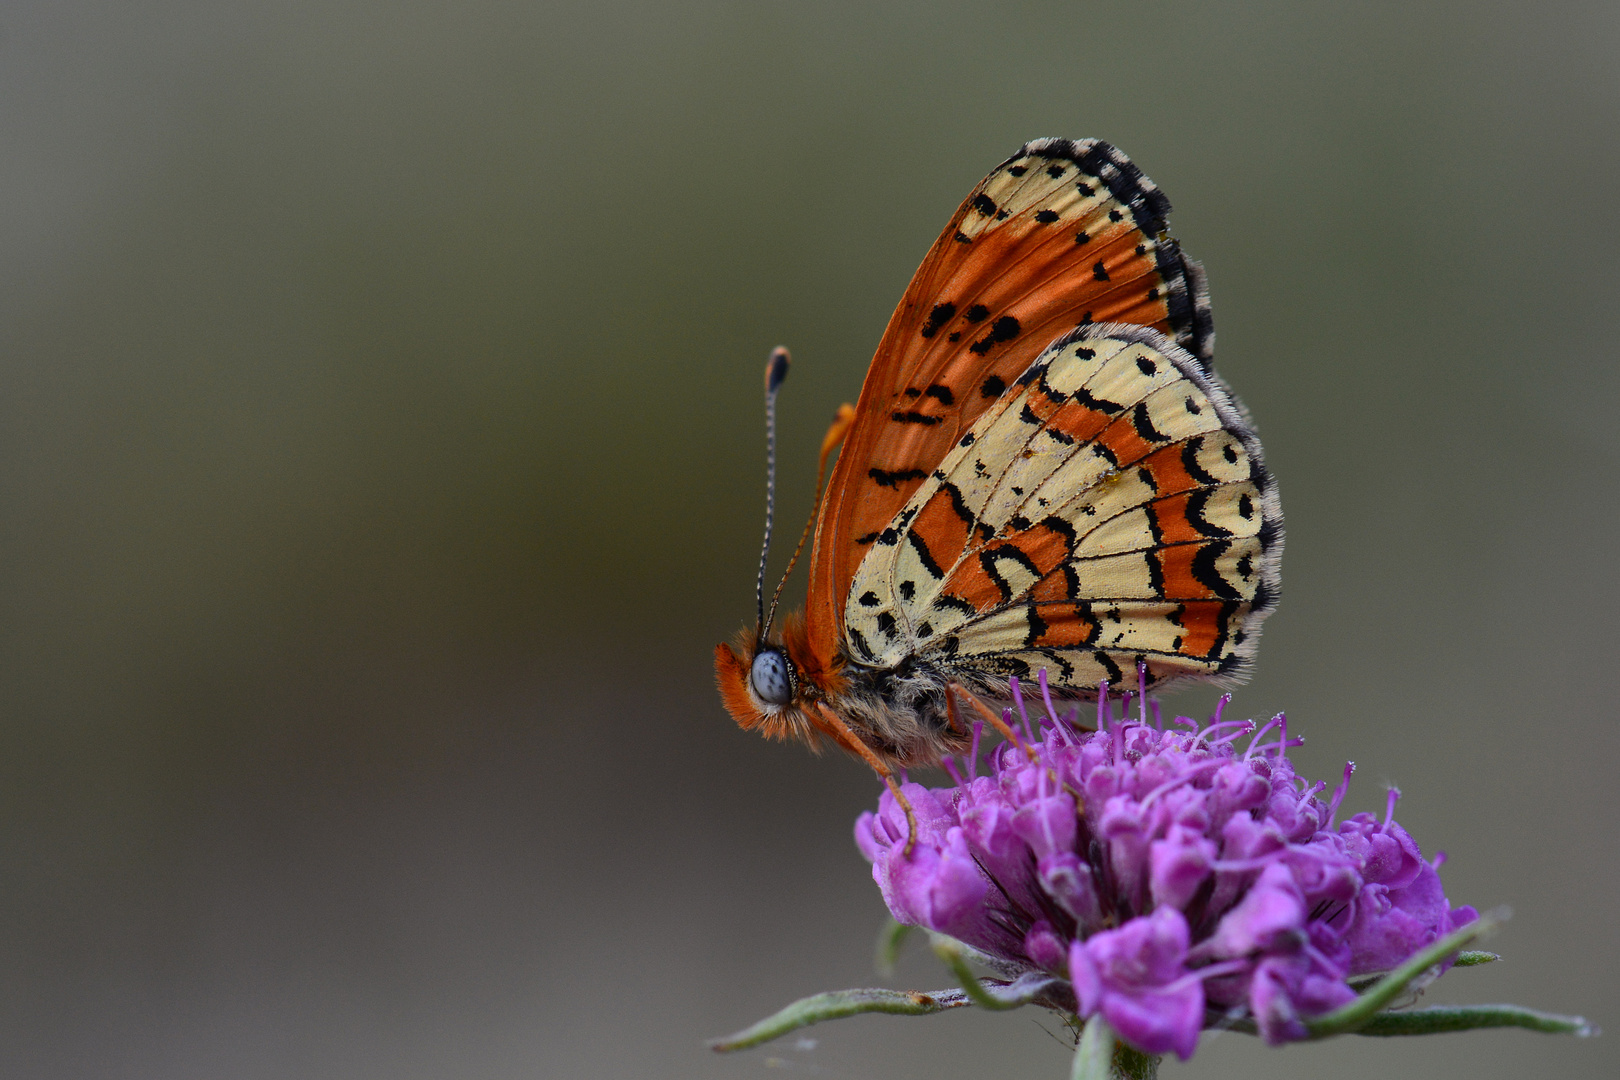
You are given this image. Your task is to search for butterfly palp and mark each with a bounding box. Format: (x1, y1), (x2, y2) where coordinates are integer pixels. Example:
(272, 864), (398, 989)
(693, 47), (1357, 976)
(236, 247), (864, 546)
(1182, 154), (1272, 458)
(750, 649), (797, 707)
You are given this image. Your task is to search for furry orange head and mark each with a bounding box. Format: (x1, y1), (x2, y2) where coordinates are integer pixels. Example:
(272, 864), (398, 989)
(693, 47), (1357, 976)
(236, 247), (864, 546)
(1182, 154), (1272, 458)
(713, 613), (846, 753)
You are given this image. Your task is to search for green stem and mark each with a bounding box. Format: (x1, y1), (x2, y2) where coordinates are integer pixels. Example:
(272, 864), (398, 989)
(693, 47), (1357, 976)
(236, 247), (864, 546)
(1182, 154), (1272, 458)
(709, 986), (972, 1052)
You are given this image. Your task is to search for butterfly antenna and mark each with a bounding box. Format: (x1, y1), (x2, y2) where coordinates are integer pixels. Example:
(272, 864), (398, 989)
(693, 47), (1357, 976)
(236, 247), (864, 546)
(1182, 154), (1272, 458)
(764, 400), (856, 637)
(755, 347), (792, 637)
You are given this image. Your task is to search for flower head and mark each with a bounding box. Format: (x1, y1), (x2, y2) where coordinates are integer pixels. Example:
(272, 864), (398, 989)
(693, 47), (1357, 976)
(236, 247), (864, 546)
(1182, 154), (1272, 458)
(856, 680), (1478, 1059)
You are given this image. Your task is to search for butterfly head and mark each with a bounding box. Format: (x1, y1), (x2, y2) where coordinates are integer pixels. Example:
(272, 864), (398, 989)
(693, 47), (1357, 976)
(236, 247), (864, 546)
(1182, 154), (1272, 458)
(714, 613), (841, 748)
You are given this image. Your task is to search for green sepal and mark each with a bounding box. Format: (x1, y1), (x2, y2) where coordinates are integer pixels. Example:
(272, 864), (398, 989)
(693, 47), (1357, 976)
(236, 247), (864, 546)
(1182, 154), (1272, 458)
(1453, 950), (1502, 967)
(1352, 1004), (1597, 1038)
(930, 933), (1060, 1011)
(1305, 908), (1506, 1036)
(875, 917), (913, 976)
(1071, 1014), (1115, 1080)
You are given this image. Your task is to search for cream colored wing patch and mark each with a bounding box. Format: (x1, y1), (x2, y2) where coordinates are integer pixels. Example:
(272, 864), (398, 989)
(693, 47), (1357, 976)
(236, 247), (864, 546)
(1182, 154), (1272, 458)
(841, 323), (1282, 695)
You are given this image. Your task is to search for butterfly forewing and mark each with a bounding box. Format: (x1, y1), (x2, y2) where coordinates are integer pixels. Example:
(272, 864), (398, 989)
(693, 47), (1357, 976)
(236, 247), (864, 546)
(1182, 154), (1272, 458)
(806, 139), (1213, 659)
(842, 324), (1280, 695)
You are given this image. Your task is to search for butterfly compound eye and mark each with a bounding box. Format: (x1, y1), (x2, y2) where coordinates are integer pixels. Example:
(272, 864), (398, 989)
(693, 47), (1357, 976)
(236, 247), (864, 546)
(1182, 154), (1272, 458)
(749, 649), (796, 706)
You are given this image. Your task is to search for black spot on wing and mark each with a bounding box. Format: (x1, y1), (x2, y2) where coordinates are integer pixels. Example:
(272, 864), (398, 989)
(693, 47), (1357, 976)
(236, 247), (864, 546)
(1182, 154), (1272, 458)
(964, 304), (990, 323)
(891, 410), (943, 425)
(1204, 601), (1240, 659)
(968, 316), (1021, 357)
(906, 530), (946, 580)
(1130, 400), (1171, 443)
(869, 467), (929, 488)
(1038, 515), (1078, 556)
(925, 384), (955, 405)
(1257, 517), (1282, 551)
(1145, 548), (1166, 596)
(1184, 489), (1232, 537)
(980, 545), (1042, 603)
(980, 375), (1006, 399)
(1181, 437), (1219, 485)
(875, 612), (897, 639)
(971, 193), (997, 217)
(1034, 209), (1060, 223)
(920, 302), (956, 339)
(1092, 261), (1110, 282)
(1073, 386), (1126, 414)
(940, 480), (976, 527)
(858, 590), (880, 607)
(899, 580), (916, 601)
(1191, 541), (1241, 599)
(1023, 603), (1047, 647)
(848, 626), (876, 661)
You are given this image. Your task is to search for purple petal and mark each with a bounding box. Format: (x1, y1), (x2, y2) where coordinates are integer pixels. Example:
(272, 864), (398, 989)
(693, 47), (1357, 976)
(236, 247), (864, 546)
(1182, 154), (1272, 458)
(1149, 825), (1217, 911)
(1011, 793), (1078, 857)
(1206, 862), (1306, 958)
(1038, 850), (1102, 926)
(1101, 981), (1204, 1060)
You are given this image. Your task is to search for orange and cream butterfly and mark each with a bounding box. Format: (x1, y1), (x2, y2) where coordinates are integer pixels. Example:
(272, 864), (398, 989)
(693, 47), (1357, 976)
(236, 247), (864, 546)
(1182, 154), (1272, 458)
(716, 138), (1282, 828)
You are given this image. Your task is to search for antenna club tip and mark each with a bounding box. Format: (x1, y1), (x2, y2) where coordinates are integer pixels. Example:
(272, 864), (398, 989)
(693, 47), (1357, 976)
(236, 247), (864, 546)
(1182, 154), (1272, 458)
(766, 347), (791, 392)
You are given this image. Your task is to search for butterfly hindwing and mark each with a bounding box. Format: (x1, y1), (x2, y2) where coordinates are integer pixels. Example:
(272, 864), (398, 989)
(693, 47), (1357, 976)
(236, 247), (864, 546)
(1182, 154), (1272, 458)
(807, 139), (1213, 658)
(842, 324), (1280, 694)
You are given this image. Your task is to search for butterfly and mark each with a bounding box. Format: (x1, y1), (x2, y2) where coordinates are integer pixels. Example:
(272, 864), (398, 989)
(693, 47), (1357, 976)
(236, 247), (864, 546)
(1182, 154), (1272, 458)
(715, 138), (1282, 830)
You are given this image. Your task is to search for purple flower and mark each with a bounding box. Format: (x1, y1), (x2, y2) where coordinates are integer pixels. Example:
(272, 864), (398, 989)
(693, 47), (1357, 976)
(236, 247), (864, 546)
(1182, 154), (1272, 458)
(855, 682), (1476, 1060)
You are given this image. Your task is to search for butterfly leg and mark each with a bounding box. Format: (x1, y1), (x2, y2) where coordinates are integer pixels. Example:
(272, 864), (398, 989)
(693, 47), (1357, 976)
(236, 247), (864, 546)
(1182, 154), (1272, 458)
(944, 689), (969, 736)
(810, 701), (918, 854)
(948, 683), (1041, 766)
(950, 682), (1088, 812)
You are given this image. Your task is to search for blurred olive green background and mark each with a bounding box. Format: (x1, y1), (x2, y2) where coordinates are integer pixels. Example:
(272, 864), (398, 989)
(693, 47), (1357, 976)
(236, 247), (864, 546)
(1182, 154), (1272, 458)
(0, 1), (1615, 1077)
